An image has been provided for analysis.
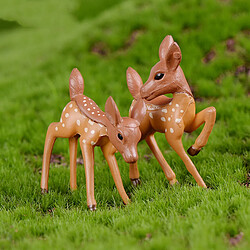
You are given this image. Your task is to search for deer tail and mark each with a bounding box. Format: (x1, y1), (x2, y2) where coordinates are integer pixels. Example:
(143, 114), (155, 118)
(69, 68), (84, 100)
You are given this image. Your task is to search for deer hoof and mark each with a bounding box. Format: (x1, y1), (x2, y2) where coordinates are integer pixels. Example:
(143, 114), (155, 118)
(187, 146), (201, 156)
(88, 205), (96, 211)
(131, 178), (141, 187)
(169, 178), (179, 186)
(41, 188), (48, 194)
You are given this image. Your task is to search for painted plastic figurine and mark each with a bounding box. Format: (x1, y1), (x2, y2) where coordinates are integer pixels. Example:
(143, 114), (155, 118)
(41, 68), (145, 210)
(127, 35), (216, 188)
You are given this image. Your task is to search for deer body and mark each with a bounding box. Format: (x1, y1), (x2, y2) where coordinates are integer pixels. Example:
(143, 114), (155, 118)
(41, 68), (143, 210)
(127, 35), (216, 188)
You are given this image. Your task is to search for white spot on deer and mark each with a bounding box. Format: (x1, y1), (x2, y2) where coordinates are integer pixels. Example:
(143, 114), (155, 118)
(84, 128), (88, 133)
(102, 114), (105, 116)
(62, 123), (65, 127)
(91, 141), (95, 145)
(88, 120), (94, 125)
(175, 118), (181, 123)
(170, 128), (174, 133)
(168, 117), (171, 121)
(99, 124), (103, 127)
(162, 109), (167, 113)
(92, 112), (94, 114)
(98, 114), (100, 116)
(83, 96), (86, 99)
(87, 108), (90, 111)
(172, 108), (175, 112)
(74, 108), (78, 112)
(90, 102), (92, 105)
(165, 128), (167, 132)
(69, 104), (73, 108)
(76, 120), (80, 126)
(149, 112), (153, 118)
(83, 100), (86, 102)
(161, 117), (166, 122)
(65, 113), (69, 118)
(93, 107), (96, 109)
(55, 126), (58, 131)
(91, 130), (95, 134)
(84, 104), (87, 106)
(82, 139), (86, 144)
(176, 104), (179, 107)
(169, 102), (172, 106)
(180, 110), (184, 113)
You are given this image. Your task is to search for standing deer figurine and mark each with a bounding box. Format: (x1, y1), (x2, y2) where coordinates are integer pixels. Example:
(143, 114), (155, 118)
(127, 35), (216, 188)
(41, 68), (145, 210)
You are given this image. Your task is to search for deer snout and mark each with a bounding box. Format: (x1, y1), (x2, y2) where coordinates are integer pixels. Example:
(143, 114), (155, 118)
(140, 80), (154, 99)
(122, 148), (138, 164)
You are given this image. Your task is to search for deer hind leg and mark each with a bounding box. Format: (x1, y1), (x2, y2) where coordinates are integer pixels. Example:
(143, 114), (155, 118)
(101, 142), (130, 205)
(129, 162), (141, 187)
(79, 138), (96, 211)
(186, 107), (216, 156)
(145, 134), (178, 185)
(166, 132), (207, 188)
(69, 135), (79, 191)
(41, 122), (61, 193)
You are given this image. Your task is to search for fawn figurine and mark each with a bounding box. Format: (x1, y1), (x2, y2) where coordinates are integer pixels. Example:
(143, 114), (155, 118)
(127, 35), (216, 188)
(41, 68), (145, 210)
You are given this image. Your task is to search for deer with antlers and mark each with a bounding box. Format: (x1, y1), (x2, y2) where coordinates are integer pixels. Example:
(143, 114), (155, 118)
(127, 35), (216, 188)
(41, 68), (145, 210)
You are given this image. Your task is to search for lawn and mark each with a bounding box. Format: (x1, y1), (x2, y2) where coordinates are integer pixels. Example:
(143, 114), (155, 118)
(0, 0), (249, 249)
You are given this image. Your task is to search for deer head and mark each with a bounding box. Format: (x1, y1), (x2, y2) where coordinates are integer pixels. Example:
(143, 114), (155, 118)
(140, 35), (192, 101)
(105, 96), (144, 163)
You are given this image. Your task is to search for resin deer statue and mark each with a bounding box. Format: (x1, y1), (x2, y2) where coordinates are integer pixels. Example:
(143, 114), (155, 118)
(41, 68), (145, 210)
(127, 35), (216, 188)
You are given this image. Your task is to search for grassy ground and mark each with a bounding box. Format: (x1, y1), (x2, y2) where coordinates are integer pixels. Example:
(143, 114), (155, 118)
(0, 0), (249, 249)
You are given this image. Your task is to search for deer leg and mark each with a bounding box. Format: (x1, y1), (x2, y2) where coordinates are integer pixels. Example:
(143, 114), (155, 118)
(186, 107), (216, 156)
(129, 162), (141, 187)
(41, 123), (60, 193)
(69, 135), (79, 191)
(145, 134), (178, 185)
(166, 133), (207, 188)
(101, 142), (130, 205)
(79, 139), (96, 211)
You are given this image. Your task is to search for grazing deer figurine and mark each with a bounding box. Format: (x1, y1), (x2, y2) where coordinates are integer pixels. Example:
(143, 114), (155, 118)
(41, 68), (144, 210)
(127, 35), (216, 188)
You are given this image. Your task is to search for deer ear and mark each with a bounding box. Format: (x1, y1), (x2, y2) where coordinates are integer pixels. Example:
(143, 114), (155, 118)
(105, 96), (123, 126)
(126, 67), (143, 100)
(69, 68), (84, 100)
(166, 42), (182, 71)
(159, 35), (174, 60)
(130, 99), (146, 124)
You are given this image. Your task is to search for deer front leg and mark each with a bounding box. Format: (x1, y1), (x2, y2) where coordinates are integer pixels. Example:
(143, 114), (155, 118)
(145, 134), (178, 185)
(41, 123), (59, 193)
(129, 162), (141, 187)
(166, 133), (207, 188)
(79, 139), (96, 211)
(69, 135), (79, 191)
(186, 107), (216, 156)
(101, 142), (130, 205)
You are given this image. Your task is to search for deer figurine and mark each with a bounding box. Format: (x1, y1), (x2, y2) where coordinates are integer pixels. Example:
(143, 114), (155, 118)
(126, 35), (216, 188)
(41, 68), (145, 210)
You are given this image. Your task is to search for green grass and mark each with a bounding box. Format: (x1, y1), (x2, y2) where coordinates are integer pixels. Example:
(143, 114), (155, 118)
(0, 0), (249, 249)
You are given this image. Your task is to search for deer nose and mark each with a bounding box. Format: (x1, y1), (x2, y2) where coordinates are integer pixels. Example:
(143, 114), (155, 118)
(140, 85), (148, 99)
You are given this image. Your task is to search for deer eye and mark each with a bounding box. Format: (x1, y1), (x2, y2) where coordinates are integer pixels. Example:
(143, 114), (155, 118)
(154, 73), (164, 80)
(117, 133), (123, 140)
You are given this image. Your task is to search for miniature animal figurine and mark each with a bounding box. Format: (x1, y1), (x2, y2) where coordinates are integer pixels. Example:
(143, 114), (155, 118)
(127, 35), (216, 188)
(41, 68), (145, 210)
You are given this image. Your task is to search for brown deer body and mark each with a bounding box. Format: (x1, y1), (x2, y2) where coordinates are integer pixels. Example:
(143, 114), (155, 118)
(41, 68), (144, 210)
(127, 35), (216, 188)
